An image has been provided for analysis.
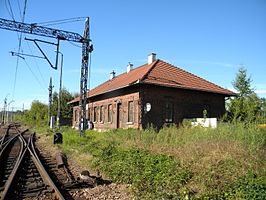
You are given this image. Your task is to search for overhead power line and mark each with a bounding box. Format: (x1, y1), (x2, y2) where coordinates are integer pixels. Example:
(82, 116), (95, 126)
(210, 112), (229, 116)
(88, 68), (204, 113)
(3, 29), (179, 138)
(16, 0), (22, 20)
(0, 16), (93, 137)
(25, 40), (47, 87)
(12, 0), (28, 100)
(5, 0), (15, 21)
(36, 17), (86, 26)
(22, 59), (46, 92)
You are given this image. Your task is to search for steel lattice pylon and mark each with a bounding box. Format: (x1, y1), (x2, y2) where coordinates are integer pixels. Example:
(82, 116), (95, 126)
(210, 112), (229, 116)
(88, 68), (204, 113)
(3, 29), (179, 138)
(79, 18), (91, 136)
(0, 17), (93, 135)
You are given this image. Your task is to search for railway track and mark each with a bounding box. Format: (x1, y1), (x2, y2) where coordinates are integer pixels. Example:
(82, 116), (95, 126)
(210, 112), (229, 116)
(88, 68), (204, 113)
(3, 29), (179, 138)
(0, 124), (69, 200)
(0, 124), (107, 199)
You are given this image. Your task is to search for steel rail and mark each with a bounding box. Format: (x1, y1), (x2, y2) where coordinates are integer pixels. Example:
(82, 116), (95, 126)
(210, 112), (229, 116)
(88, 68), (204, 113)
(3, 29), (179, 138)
(24, 133), (65, 200)
(0, 125), (10, 151)
(1, 134), (27, 200)
(29, 133), (66, 200)
(1, 126), (65, 199)
(0, 129), (28, 158)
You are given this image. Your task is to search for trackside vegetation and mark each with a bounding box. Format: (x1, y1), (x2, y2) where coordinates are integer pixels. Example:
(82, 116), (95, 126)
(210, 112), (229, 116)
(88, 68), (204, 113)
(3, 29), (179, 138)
(15, 67), (265, 199)
(33, 123), (265, 199)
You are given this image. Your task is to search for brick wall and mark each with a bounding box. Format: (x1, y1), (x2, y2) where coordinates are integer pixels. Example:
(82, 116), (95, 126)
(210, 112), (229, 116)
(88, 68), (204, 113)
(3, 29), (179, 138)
(72, 84), (226, 130)
(140, 85), (226, 129)
(72, 89), (140, 131)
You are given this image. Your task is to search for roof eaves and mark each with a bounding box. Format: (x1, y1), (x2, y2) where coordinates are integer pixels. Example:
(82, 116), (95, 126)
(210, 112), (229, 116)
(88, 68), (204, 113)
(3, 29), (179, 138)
(88, 81), (141, 99)
(144, 82), (236, 96)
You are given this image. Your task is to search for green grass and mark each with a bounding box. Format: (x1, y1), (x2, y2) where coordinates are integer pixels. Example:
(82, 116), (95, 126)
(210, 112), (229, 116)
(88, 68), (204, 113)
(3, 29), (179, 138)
(35, 123), (266, 199)
(111, 123), (265, 150)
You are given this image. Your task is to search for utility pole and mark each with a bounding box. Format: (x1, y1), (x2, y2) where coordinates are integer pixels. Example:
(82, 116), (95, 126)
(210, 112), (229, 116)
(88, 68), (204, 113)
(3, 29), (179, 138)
(6, 100), (14, 124)
(48, 77), (53, 126)
(56, 51), (63, 128)
(0, 17), (93, 134)
(79, 17), (93, 136)
(2, 97), (7, 125)
(11, 107), (14, 122)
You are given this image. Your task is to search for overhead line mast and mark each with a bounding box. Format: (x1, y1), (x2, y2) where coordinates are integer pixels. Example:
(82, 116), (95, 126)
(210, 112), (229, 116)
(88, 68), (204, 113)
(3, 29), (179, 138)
(0, 18), (84, 42)
(0, 17), (93, 136)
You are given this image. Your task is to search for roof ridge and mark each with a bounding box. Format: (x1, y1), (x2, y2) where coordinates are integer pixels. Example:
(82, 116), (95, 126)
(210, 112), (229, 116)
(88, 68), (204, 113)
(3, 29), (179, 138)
(69, 58), (235, 104)
(140, 59), (160, 82)
(87, 63), (149, 95)
(159, 60), (233, 93)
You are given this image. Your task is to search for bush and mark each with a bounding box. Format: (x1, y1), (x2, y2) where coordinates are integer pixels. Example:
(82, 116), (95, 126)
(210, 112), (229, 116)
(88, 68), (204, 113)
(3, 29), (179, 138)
(97, 148), (192, 199)
(226, 171), (266, 199)
(46, 124), (265, 199)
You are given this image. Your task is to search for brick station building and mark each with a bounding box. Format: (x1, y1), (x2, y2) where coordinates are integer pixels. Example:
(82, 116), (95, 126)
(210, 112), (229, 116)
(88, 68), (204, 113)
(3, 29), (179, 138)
(69, 53), (235, 131)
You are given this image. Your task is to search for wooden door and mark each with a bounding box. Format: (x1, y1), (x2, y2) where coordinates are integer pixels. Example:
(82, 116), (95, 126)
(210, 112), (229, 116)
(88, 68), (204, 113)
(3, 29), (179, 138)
(117, 103), (122, 128)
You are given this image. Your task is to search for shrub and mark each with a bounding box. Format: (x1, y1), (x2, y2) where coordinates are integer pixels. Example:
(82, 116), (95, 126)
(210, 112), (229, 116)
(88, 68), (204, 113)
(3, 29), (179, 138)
(96, 148), (192, 199)
(227, 171), (266, 199)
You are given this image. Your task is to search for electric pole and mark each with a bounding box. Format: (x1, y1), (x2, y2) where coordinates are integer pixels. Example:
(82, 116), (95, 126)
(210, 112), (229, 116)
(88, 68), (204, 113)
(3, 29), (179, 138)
(79, 17), (93, 136)
(0, 17), (93, 134)
(3, 98), (7, 125)
(56, 51), (63, 128)
(48, 77), (53, 126)
(2, 98), (7, 125)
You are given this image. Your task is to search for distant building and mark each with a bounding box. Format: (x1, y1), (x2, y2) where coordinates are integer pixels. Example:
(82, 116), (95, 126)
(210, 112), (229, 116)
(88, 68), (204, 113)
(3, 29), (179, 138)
(69, 53), (235, 130)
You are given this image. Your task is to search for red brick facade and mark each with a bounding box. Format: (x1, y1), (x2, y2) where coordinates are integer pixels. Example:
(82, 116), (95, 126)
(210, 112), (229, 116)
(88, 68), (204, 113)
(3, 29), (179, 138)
(72, 88), (141, 130)
(140, 85), (226, 129)
(70, 57), (234, 130)
(72, 84), (227, 130)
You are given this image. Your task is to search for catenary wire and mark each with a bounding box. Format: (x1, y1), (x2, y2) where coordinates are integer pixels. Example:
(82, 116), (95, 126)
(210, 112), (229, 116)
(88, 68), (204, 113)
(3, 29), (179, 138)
(36, 17), (86, 26)
(16, 0), (22, 20)
(12, 0), (27, 100)
(22, 59), (47, 93)
(25, 40), (47, 87)
(5, 0), (15, 21)
(67, 40), (82, 48)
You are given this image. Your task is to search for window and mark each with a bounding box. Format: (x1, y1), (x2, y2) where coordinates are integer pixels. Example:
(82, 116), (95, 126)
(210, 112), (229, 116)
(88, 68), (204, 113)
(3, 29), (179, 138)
(93, 107), (97, 122)
(100, 106), (104, 122)
(86, 108), (91, 121)
(128, 101), (134, 122)
(88, 108), (91, 121)
(108, 104), (112, 122)
(165, 97), (174, 123)
(74, 109), (78, 122)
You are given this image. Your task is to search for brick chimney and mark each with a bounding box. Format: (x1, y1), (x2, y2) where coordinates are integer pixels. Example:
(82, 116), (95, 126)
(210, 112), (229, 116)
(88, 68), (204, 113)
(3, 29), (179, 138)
(148, 53), (156, 64)
(127, 62), (133, 73)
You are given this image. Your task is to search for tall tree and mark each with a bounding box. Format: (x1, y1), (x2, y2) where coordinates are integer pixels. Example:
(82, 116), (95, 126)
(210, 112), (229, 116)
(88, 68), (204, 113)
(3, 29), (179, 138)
(24, 100), (48, 126)
(51, 88), (75, 119)
(226, 67), (262, 123)
(232, 67), (254, 97)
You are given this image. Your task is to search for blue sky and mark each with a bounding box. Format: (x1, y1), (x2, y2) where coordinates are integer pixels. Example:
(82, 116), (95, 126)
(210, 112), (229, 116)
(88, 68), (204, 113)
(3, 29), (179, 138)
(0, 0), (265, 110)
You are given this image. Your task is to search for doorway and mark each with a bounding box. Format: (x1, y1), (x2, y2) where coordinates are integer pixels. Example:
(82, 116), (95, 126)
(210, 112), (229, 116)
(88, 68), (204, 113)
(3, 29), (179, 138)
(116, 103), (122, 128)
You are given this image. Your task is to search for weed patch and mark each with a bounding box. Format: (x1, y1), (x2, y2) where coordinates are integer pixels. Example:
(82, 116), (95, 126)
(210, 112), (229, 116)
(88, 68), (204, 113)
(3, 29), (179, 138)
(34, 123), (265, 199)
(96, 148), (192, 199)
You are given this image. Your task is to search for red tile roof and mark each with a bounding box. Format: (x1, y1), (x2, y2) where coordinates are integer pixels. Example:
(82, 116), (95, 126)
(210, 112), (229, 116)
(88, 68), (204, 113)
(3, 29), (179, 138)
(69, 59), (235, 104)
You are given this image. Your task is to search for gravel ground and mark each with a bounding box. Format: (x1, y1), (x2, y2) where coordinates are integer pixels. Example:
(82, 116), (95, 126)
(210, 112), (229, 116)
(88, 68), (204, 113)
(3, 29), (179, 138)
(71, 184), (133, 200)
(36, 133), (134, 200)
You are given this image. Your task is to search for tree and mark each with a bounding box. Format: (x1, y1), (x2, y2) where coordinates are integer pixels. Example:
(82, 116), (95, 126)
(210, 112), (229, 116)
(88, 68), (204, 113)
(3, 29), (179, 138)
(60, 88), (75, 118)
(23, 100), (48, 126)
(226, 67), (263, 123)
(232, 67), (254, 97)
(51, 91), (58, 117)
(51, 88), (75, 119)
